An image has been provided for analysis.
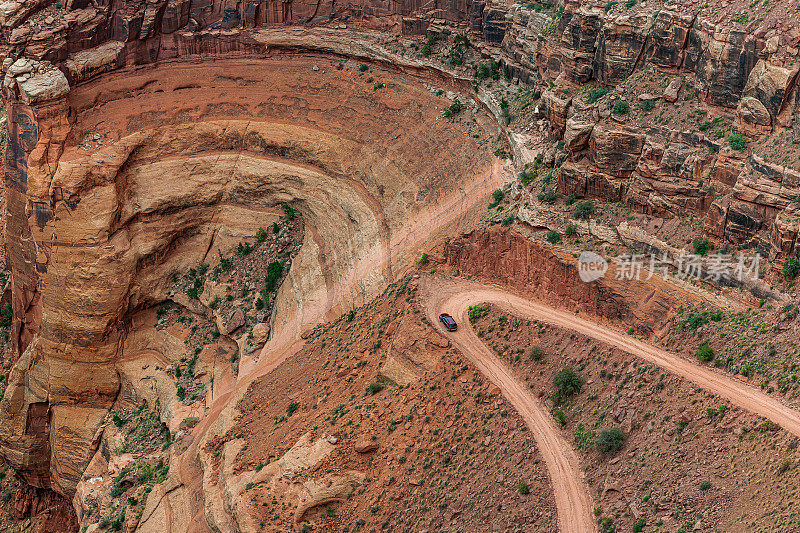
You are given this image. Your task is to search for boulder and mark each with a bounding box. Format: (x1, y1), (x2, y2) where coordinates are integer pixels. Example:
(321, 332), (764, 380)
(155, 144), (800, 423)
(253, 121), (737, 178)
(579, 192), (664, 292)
(221, 308), (245, 335)
(737, 96), (772, 128)
(739, 60), (796, 125)
(563, 116), (596, 153)
(354, 436), (379, 453)
(251, 322), (269, 345)
(663, 78), (681, 102)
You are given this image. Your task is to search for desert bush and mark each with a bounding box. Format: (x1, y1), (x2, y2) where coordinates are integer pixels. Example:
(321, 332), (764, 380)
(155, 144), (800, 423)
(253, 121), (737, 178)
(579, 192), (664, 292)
(727, 134), (748, 151)
(442, 99), (463, 118)
(596, 427), (625, 454)
(783, 256), (800, 280)
(538, 189), (561, 204)
(692, 237), (712, 256)
(696, 342), (714, 362)
(612, 100), (629, 115)
(264, 261), (283, 292)
(573, 200), (595, 219)
(546, 230), (561, 244)
(639, 99), (654, 111)
(554, 368), (582, 397)
(468, 305), (488, 322)
(529, 345), (544, 361)
(587, 88), (608, 103)
(517, 481), (530, 494)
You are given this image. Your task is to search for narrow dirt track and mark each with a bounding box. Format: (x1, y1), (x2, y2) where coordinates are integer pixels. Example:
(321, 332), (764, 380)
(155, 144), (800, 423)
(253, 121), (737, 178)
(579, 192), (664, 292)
(421, 275), (800, 532)
(420, 277), (595, 533)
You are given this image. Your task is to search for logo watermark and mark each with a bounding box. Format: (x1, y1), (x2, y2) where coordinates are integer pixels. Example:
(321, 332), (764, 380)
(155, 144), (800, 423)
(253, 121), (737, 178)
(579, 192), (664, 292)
(577, 251), (761, 283)
(578, 251), (608, 282)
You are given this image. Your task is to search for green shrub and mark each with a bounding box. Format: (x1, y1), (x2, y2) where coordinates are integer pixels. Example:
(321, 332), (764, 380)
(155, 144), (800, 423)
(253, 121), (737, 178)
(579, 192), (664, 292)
(442, 99), (463, 118)
(255, 298), (264, 310)
(546, 230), (561, 244)
(538, 189), (561, 204)
(264, 261), (283, 292)
(236, 242), (252, 256)
(529, 345), (544, 361)
(468, 305), (488, 322)
(554, 368), (582, 397)
(282, 203), (297, 220)
(632, 518), (646, 532)
(598, 516), (615, 532)
(564, 224), (577, 236)
(112, 413), (126, 428)
(492, 189), (505, 203)
(783, 256), (800, 280)
(692, 237), (713, 255)
(553, 408), (567, 426)
(587, 87), (608, 103)
(639, 99), (655, 111)
(596, 427), (625, 454)
(359, 63), (368, 72)
(612, 100), (630, 115)
(369, 382), (384, 395)
(699, 480), (712, 491)
(418, 253), (429, 265)
(727, 134), (748, 151)
(517, 481), (530, 495)
(696, 342), (714, 362)
(625, 0), (636, 7)
(603, 0), (617, 10)
(286, 400), (299, 415)
(177, 387), (186, 400)
(573, 200), (595, 219)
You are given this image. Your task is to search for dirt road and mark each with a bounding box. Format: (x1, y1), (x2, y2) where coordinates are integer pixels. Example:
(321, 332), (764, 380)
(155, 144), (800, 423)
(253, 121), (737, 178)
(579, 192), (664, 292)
(421, 275), (800, 532)
(420, 277), (596, 533)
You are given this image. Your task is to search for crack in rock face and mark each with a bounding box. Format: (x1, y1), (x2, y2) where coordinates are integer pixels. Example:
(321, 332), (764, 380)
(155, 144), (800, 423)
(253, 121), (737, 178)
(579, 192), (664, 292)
(0, 54), (500, 498)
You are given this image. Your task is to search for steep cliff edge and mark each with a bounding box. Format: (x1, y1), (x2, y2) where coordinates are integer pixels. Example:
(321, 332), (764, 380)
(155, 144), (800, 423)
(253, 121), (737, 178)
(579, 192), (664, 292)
(0, 40), (502, 504)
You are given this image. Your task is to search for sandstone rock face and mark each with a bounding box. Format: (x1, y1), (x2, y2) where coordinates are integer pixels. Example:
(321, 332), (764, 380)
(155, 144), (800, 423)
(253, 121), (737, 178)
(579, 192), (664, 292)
(737, 60), (798, 130)
(684, 18), (763, 108)
(593, 12), (652, 86)
(442, 227), (704, 333)
(559, 5), (604, 83)
(0, 31), (498, 500)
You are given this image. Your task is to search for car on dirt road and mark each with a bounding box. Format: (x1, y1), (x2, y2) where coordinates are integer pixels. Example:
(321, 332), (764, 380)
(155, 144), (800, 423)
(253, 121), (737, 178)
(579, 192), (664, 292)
(439, 313), (457, 331)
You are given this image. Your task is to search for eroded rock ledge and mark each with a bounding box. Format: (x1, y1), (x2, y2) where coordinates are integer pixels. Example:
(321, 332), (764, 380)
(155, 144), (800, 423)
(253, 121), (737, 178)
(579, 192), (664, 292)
(0, 38), (500, 503)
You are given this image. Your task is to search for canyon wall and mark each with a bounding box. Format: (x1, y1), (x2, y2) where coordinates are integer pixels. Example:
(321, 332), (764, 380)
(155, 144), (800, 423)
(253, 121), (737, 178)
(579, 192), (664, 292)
(442, 226), (704, 334)
(2, 0), (800, 520)
(0, 30), (499, 498)
(498, 0), (800, 258)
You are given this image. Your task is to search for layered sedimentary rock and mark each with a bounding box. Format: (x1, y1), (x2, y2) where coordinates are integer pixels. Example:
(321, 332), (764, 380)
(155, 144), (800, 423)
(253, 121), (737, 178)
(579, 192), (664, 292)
(442, 226), (705, 333)
(493, 0), (800, 256)
(0, 29), (498, 500)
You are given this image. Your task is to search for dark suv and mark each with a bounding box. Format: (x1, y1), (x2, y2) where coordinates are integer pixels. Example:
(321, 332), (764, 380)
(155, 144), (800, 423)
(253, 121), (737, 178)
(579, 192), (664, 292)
(439, 313), (457, 331)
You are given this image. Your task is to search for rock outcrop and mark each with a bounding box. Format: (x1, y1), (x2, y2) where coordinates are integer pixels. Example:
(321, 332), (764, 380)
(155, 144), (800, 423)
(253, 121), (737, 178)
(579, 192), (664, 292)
(0, 27), (499, 503)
